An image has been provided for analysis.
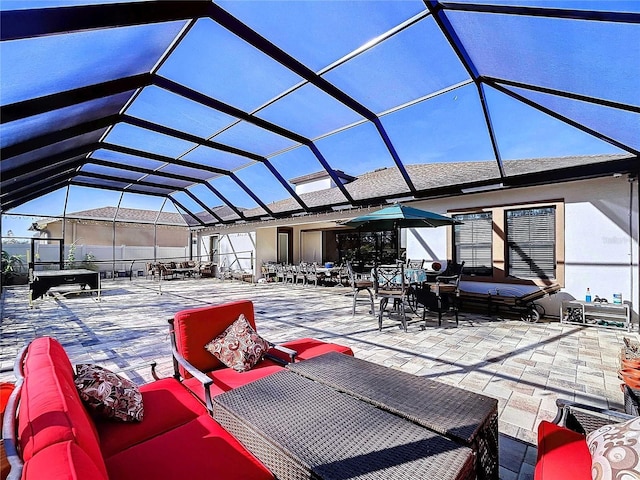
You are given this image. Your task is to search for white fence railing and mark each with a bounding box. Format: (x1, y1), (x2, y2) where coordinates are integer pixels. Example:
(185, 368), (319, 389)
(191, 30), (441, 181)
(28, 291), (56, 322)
(2, 243), (189, 277)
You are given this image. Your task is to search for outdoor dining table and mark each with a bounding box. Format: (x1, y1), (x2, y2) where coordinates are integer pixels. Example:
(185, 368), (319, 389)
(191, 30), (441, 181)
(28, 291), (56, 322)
(213, 352), (498, 480)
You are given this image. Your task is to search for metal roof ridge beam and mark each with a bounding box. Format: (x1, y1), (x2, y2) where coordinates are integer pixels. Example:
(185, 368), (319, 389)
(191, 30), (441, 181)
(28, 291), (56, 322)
(168, 196), (206, 227)
(0, 1), (212, 41)
(2, 181), (71, 212)
(438, 1), (640, 23)
(154, 76), (338, 209)
(203, 183), (246, 221)
(227, 172), (274, 217)
(121, 115), (264, 161)
(180, 189), (225, 224)
(260, 159), (310, 212)
(0, 73), (151, 123)
(102, 143), (230, 176)
(153, 75), (309, 144)
(3, 115), (120, 159)
(476, 83), (505, 177)
(87, 158), (208, 185)
(306, 143), (355, 205)
(206, 3), (378, 122)
(121, 115), (309, 212)
(481, 76), (640, 114)
(371, 119), (416, 193)
(98, 144), (249, 221)
(489, 82), (640, 156)
(2, 165), (78, 197)
(2, 143), (97, 180)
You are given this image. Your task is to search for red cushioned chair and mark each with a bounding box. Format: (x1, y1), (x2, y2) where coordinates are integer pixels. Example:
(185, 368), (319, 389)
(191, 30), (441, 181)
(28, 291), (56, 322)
(169, 300), (354, 411)
(535, 398), (636, 480)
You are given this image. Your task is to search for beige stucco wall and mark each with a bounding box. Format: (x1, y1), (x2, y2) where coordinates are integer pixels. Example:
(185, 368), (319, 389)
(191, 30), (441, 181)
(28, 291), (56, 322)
(44, 220), (189, 248)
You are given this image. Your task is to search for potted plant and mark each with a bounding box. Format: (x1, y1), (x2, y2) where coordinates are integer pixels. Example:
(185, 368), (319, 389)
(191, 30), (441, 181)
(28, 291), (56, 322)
(1, 250), (25, 288)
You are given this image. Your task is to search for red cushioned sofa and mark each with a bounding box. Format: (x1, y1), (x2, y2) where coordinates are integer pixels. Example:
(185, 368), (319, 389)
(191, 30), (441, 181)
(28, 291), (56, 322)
(2, 337), (275, 480)
(169, 299), (354, 410)
(535, 398), (636, 480)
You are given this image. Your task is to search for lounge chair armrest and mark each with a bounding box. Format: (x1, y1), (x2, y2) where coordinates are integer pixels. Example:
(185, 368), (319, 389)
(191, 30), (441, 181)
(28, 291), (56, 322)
(553, 398), (635, 434)
(111, 361), (159, 381)
(2, 356), (25, 480)
(171, 347), (216, 412)
(435, 274), (458, 283)
(265, 344), (298, 364)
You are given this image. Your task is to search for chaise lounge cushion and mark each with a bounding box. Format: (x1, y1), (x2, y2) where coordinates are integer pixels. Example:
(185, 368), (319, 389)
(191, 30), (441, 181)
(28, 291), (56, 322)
(17, 337), (108, 478)
(279, 337), (354, 360)
(97, 377), (208, 458)
(105, 414), (274, 480)
(535, 420), (591, 480)
(22, 441), (108, 480)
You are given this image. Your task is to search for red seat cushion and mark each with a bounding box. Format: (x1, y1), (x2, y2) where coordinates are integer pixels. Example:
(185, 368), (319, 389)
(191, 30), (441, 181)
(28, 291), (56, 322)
(105, 415), (274, 480)
(535, 420), (591, 480)
(97, 378), (208, 458)
(22, 441), (108, 480)
(280, 338), (354, 360)
(173, 300), (256, 377)
(209, 359), (284, 391)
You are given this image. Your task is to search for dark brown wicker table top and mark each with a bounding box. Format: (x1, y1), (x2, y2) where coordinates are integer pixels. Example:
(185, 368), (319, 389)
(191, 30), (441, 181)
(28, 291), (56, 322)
(287, 351), (498, 445)
(214, 370), (474, 480)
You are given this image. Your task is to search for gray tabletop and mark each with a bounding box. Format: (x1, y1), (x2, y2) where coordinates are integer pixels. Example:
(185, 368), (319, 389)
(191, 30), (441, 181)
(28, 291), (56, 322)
(214, 370), (474, 480)
(287, 351), (499, 480)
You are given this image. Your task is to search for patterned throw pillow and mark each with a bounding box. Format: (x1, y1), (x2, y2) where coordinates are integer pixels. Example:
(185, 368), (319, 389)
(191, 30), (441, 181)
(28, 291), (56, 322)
(74, 364), (144, 422)
(205, 314), (270, 372)
(586, 416), (640, 480)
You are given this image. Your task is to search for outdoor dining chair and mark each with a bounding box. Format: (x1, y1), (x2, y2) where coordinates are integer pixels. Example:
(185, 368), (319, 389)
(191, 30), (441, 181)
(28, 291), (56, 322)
(419, 261), (465, 327)
(305, 263), (324, 287)
(375, 263), (410, 332)
(346, 261), (375, 316)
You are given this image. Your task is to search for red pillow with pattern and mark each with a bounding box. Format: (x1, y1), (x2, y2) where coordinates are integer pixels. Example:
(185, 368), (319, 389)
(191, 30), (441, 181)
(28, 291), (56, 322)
(205, 314), (270, 372)
(75, 364), (144, 422)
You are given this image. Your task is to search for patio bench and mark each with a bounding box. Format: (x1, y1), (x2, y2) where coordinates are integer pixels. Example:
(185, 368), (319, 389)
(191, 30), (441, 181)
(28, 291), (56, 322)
(535, 398), (637, 480)
(169, 300), (354, 410)
(2, 337), (275, 480)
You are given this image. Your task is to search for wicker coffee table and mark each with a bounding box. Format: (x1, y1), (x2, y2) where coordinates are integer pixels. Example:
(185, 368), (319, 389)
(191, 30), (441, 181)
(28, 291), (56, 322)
(287, 352), (499, 480)
(213, 370), (475, 480)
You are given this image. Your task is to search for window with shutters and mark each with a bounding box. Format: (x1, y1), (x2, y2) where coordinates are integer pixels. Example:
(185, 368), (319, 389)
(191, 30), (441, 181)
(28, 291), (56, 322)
(453, 212), (493, 276)
(506, 207), (556, 279)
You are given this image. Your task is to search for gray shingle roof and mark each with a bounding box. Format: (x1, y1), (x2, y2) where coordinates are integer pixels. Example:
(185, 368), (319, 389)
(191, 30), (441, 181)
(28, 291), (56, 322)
(241, 154), (632, 218)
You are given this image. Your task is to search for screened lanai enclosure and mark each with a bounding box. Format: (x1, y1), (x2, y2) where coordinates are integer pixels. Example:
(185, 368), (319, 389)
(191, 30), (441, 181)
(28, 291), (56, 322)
(1, 0), (639, 281)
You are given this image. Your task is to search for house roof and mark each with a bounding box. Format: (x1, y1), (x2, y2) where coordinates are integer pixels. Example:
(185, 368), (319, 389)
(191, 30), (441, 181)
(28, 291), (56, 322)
(2, 1), (638, 228)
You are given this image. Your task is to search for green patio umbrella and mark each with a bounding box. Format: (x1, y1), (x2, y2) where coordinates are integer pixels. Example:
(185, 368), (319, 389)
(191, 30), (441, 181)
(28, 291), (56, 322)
(339, 204), (461, 231)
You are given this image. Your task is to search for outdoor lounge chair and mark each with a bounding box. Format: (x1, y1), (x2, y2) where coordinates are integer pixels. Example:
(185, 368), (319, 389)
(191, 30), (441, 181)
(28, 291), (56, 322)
(169, 300), (353, 411)
(535, 398), (637, 480)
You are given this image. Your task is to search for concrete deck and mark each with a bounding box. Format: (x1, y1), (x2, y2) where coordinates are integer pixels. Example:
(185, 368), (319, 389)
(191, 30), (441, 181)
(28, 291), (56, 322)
(1, 277), (636, 480)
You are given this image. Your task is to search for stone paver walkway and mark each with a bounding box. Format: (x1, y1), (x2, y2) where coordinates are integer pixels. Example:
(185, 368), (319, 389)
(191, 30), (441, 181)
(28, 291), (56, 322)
(1, 278), (636, 480)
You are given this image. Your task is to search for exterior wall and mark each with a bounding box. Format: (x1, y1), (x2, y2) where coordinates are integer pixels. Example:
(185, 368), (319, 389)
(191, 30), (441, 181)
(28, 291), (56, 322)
(405, 176), (639, 317)
(301, 231), (322, 263)
(256, 227), (277, 275)
(295, 178), (334, 194)
(43, 220), (188, 248)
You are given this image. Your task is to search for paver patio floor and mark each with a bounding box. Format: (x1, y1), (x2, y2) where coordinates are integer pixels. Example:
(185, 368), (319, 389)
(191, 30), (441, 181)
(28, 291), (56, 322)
(1, 277), (636, 480)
